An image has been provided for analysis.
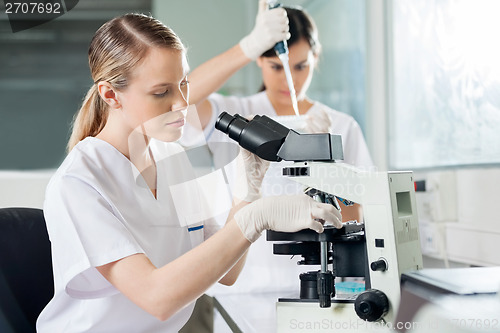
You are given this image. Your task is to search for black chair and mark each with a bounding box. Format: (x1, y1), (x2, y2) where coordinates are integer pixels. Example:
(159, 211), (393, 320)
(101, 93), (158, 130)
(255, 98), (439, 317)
(0, 208), (53, 333)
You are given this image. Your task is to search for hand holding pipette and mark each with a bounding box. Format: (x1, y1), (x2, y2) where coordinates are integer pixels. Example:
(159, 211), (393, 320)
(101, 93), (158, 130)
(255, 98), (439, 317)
(239, 0), (290, 61)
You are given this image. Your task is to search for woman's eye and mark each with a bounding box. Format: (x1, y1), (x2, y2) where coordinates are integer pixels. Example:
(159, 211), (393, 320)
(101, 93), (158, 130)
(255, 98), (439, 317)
(295, 64), (308, 71)
(154, 90), (169, 97)
(181, 80), (189, 87)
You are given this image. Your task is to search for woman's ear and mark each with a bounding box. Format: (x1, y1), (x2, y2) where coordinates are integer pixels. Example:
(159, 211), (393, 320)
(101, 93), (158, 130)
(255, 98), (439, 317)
(97, 81), (121, 109)
(256, 56), (264, 68)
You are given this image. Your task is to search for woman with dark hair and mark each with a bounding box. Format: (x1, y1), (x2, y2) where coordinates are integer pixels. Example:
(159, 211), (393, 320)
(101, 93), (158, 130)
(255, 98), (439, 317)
(37, 12), (341, 332)
(186, 1), (373, 295)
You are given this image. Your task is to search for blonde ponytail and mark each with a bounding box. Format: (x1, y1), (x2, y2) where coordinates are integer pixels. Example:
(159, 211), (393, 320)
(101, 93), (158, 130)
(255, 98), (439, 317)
(67, 84), (107, 152)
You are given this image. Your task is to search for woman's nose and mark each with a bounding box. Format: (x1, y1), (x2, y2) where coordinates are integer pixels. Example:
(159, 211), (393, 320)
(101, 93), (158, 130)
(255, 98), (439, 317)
(172, 86), (189, 110)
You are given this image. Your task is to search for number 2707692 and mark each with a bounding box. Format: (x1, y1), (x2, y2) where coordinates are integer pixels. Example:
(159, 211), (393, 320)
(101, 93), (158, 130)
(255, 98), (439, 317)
(5, 2), (62, 14)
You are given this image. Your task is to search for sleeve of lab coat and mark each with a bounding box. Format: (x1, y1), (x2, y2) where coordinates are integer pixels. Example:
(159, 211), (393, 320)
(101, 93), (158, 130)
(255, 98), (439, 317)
(44, 175), (145, 299)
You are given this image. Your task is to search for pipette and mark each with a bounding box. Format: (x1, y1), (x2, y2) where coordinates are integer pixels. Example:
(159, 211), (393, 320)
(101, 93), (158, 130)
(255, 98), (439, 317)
(267, 1), (300, 117)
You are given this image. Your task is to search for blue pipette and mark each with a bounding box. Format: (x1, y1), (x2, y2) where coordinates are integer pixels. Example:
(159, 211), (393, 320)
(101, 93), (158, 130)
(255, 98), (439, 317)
(267, 1), (300, 116)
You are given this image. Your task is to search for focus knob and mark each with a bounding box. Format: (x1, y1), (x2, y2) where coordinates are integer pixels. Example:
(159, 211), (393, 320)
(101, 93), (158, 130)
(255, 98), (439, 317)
(354, 289), (389, 322)
(370, 258), (388, 272)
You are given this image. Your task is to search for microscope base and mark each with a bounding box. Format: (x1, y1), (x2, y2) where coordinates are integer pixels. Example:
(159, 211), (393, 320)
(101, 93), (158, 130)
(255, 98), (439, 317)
(276, 300), (391, 333)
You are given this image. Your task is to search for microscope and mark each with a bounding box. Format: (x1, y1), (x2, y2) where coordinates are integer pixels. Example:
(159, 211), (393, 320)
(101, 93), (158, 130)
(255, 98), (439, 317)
(215, 112), (423, 332)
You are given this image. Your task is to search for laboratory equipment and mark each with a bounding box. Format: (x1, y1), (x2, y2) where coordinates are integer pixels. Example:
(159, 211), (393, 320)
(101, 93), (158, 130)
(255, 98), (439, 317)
(215, 112), (424, 332)
(396, 267), (500, 333)
(215, 112), (343, 162)
(267, 0), (300, 116)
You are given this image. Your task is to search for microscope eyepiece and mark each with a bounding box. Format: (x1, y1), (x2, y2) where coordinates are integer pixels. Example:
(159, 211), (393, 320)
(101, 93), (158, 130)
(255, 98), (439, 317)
(215, 112), (290, 162)
(215, 111), (344, 162)
(215, 113), (249, 142)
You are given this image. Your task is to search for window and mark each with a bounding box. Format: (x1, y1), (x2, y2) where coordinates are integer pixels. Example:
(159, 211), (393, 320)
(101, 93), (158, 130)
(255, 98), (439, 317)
(390, 0), (500, 169)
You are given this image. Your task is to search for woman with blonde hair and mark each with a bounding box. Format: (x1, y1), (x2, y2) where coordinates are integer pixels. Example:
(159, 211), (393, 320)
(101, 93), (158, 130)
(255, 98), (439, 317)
(37, 13), (341, 332)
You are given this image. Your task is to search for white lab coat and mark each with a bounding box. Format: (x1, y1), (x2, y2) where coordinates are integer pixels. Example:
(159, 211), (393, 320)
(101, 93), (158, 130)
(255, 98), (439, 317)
(37, 137), (217, 333)
(200, 91), (374, 295)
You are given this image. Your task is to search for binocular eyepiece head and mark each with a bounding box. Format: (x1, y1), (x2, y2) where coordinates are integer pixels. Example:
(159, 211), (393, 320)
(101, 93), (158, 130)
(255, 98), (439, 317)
(215, 111), (344, 162)
(215, 112), (289, 162)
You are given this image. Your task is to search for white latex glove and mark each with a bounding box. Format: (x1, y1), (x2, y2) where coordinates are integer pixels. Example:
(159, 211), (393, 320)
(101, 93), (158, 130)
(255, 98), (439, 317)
(304, 108), (332, 133)
(232, 147), (271, 202)
(235, 194), (343, 243)
(239, 0), (290, 60)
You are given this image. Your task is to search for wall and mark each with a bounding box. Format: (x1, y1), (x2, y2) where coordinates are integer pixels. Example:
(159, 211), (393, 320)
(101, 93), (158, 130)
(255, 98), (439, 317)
(415, 167), (500, 267)
(0, 0), (152, 170)
(0, 170), (54, 209)
(153, 0), (259, 96)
